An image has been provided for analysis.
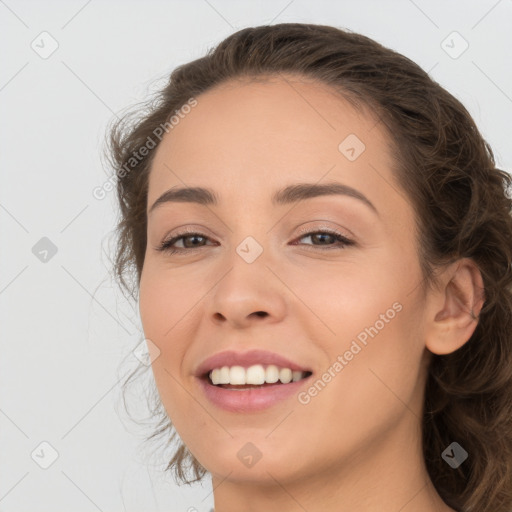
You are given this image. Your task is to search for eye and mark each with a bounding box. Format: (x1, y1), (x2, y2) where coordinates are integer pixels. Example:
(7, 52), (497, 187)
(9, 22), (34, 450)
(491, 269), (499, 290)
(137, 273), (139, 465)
(291, 228), (355, 250)
(156, 231), (215, 254)
(155, 227), (355, 255)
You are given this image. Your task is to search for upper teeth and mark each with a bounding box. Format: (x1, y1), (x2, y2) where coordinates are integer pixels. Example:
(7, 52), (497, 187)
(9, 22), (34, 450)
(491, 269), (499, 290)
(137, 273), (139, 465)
(209, 365), (307, 385)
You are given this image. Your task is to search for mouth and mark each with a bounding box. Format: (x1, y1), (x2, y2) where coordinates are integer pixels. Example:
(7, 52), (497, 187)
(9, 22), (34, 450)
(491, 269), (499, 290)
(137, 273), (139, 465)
(197, 363), (314, 412)
(194, 349), (314, 412)
(201, 364), (313, 389)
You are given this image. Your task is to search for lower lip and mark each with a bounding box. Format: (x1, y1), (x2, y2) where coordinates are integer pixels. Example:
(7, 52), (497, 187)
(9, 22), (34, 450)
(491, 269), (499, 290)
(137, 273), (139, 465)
(197, 376), (312, 412)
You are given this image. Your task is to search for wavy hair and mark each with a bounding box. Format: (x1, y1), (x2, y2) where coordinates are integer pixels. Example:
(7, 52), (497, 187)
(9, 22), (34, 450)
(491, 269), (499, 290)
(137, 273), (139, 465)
(105, 23), (512, 512)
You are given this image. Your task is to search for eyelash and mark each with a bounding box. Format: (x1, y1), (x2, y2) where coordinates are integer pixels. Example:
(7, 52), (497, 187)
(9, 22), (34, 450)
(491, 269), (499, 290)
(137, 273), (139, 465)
(156, 227), (355, 255)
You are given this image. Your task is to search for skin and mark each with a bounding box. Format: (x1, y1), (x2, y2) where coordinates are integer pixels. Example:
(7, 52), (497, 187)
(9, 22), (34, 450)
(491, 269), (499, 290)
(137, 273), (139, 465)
(138, 74), (484, 512)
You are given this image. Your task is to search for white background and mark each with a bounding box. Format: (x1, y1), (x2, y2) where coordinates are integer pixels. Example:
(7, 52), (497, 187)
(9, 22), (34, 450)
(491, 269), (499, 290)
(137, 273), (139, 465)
(1, 1), (511, 511)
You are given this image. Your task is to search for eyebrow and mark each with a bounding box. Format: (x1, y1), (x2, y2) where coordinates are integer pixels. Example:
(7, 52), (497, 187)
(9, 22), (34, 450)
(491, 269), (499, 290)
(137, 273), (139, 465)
(148, 181), (378, 216)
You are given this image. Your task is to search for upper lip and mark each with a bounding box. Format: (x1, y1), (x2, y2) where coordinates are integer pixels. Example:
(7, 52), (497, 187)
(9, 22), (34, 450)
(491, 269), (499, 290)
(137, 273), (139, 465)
(195, 349), (313, 377)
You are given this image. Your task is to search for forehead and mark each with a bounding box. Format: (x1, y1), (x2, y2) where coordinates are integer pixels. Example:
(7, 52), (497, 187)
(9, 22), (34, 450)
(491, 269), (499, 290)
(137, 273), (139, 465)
(148, 75), (406, 219)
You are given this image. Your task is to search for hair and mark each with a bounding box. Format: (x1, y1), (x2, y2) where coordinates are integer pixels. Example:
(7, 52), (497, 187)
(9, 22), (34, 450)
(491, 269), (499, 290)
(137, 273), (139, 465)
(105, 23), (512, 512)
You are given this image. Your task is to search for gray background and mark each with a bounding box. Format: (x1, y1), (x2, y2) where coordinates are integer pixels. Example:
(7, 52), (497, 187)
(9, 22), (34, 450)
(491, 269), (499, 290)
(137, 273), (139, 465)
(1, 0), (511, 510)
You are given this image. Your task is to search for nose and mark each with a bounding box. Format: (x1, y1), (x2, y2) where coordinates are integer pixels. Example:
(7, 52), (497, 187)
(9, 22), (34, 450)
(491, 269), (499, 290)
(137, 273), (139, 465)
(208, 253), (287, 329)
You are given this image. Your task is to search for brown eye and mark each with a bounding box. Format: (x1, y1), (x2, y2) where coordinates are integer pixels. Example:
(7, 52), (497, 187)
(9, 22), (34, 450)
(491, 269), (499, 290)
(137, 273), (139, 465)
(293, 230), (354, 250)
(157, 232), (214, 254)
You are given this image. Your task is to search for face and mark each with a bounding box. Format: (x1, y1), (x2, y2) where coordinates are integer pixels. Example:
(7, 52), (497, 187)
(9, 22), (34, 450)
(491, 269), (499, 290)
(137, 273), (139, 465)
(139, 75), (431, 485)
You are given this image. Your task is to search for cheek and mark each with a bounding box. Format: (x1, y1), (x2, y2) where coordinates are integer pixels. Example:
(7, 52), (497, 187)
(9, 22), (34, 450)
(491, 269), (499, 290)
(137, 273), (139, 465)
(138, 261), (200, 343)
(288, 303), (426, 474)
(332, 239), (417, 325)
(138, 263), (207, 420)
(284, 249), (417, 348)
(138, 269), (183, 387)
(288, 251), (425, 430)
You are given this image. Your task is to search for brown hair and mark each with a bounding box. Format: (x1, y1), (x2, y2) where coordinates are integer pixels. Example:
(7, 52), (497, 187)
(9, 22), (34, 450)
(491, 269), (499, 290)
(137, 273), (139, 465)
(106, 23), (512, 511)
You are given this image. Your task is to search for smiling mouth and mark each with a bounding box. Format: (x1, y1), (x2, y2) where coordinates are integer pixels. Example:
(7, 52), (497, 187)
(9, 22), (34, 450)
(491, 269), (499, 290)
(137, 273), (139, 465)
(202, 364), (313, 389)
(197, 362), (314, 412)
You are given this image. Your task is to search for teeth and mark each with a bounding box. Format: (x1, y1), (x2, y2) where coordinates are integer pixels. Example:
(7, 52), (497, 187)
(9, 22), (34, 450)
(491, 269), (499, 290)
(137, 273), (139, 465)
(247, 365), (265, 385)
(230, 366), (246, 385)
(292, 370), (303, 382)
(208, 364), (309, 386)
(218, 366), (230, 384)
(265, 365), (279, 383)
(279, 368), (292, 384)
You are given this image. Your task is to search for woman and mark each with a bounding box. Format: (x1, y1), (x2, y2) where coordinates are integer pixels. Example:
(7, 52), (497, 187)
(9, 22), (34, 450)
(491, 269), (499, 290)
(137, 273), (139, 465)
(107, 23), (512, 512)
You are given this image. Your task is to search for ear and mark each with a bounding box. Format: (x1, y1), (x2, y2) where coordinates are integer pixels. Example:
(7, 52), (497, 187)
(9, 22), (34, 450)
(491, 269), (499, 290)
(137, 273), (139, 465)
(424, 258), (485, 355)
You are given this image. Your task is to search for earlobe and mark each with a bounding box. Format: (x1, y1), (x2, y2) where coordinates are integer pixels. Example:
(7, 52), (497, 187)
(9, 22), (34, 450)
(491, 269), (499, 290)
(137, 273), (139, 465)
(425, 259), (485, 355)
